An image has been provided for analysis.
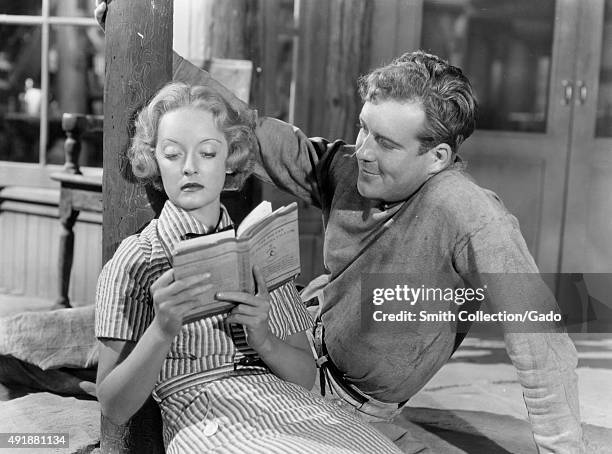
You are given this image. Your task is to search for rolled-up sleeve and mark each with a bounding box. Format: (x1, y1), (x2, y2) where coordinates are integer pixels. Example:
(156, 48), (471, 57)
(268, 281), (314, 339)
(253, 118), (347, 210)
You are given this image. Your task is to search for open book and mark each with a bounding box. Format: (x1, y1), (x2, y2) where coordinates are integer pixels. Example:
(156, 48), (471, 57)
(172, 201), (301, 323)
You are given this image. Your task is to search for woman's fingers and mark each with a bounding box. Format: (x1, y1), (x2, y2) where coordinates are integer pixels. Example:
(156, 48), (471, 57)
(226, 296), (269, 326)
(150, 268), (175, 293)
(173, 298), (205, 314)
(229, 302), (260, 317)
(168, 273), (211, 295)
(226, 313), (249, 326)
(155, 284), (212, 325)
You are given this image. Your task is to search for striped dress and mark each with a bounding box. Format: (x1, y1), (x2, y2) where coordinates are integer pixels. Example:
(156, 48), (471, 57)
(95, 200), (400, 454)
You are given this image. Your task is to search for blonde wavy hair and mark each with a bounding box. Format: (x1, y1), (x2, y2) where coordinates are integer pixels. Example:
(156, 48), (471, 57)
(129, 82), (256, 190)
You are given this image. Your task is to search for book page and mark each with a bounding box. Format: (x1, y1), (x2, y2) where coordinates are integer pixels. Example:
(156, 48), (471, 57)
(236, 200), (272, 238)
(247, 205), (300, 289)
(174, 241), (252, 323)
(172, 228), (235, 256)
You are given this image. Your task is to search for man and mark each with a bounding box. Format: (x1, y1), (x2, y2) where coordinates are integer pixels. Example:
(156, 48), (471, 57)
(95, 3), (582, 452)
(245, 51), (583, 453)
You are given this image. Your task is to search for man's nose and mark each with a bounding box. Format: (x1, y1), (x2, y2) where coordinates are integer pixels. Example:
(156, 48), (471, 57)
(355, 134), (375, 160)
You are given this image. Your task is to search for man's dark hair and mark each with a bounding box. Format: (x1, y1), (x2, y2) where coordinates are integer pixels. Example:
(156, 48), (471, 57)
(358, 50), (477, 154)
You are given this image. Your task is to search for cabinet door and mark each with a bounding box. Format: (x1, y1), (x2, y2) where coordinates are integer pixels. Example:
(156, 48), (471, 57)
(562, 0), (612, 272)
(417, 0), (578, 272)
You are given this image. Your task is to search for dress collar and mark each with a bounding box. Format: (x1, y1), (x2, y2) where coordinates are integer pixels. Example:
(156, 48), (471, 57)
(157, 200), (233, 256)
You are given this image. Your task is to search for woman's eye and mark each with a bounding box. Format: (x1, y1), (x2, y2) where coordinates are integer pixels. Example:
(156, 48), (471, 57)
(162, 145), (181, 159)
(198, 144), (218, 158)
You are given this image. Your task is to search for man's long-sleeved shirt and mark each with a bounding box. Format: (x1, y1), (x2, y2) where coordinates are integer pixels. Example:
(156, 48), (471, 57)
(251, 118), (583, 453)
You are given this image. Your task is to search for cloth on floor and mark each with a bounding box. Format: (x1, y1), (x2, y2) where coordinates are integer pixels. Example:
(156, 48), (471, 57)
(0, 305), (97, 370)
(0, 305), (97, 398)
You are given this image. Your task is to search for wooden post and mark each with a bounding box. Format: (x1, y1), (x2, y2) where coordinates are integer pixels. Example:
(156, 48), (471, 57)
(100, 4), (172, 450)
(103, 0), (173, 263)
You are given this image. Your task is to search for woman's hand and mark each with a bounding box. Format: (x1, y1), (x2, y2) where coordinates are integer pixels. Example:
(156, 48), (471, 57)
(218, 266), (274, 354)
(94, 0), (107, 30)
(150, 269), (212, 340)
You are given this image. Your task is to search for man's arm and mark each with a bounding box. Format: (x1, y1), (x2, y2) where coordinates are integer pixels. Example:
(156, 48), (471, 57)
(252, 118), (342, 208)
(455, 217), (584, 453)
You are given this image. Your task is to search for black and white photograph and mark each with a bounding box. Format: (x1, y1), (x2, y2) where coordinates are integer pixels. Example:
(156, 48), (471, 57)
(0, 0), (610, 452)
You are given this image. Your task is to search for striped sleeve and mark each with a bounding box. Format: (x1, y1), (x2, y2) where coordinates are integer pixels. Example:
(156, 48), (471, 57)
(268, 281), (314, 339)
(95, 235), (157, 342)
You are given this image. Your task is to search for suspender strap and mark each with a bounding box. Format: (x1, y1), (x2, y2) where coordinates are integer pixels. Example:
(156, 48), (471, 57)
(317, 324), (370, 404)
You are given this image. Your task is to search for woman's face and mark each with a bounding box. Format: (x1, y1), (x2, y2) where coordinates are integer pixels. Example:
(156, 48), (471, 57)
(155, 107), (228, 223)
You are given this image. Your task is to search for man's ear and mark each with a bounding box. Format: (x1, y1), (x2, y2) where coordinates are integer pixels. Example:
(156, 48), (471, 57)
(427, 143), (453, 174)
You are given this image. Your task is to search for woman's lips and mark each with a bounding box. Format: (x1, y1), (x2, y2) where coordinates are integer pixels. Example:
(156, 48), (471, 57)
(181, 182), (204, 191)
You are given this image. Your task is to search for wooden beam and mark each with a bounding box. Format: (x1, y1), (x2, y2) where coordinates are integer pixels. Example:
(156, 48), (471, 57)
(103, 0), (173, 263)
(294, 0), (373, 142)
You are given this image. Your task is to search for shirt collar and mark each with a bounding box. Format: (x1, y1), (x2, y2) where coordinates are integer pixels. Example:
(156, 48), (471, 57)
(157, 200), (233, 256)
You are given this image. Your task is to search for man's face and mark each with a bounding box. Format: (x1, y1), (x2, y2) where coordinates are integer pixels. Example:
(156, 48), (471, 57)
(355, 99), (433, 203)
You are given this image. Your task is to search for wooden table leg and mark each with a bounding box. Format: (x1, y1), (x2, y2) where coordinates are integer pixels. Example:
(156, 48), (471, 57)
(56, 196), (79, 309)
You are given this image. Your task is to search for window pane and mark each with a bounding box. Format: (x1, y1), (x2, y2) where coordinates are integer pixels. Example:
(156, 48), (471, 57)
(0, 0), (41, 15)
(46, 24), (104, 166)
(596, 0), (612, 137)
(50, 0), (94, 17)
(421, 0), (556, 133)
(0, 24), (41, 163)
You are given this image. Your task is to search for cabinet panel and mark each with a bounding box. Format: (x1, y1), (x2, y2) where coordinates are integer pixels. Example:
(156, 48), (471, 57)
(418, 0), (578, 272)
(562, 0), (612, 272)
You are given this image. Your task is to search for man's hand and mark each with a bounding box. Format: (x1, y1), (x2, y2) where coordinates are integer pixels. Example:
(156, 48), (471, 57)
(218, 266), (274, 353)
(150, 269), (212, 340)
(94, 0), (107, 31)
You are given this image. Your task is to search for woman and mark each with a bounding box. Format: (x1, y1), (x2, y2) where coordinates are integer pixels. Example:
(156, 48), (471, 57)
(95, 82), (401, 453)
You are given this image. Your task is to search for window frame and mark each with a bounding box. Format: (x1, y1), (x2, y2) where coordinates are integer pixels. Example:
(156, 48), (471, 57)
(0, 0), (100, 188)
